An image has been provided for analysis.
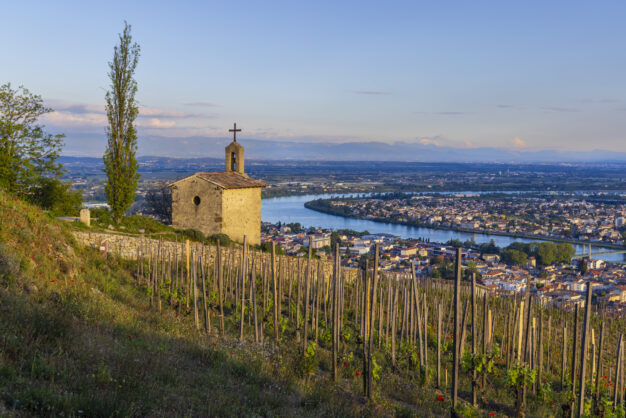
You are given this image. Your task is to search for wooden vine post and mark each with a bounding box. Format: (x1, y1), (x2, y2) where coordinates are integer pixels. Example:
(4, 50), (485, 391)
(471, 273), (477, 407)
(271, 242), (279, 343)
(594, 321), (605, 405)
(437, 301), (442, 389)
(303, 236), (312, 354)
(239, 236), (247, 341)
(367, 244), (380, 399)
(217, 241), (225, 336)
(452, 248), (461, 409)
(332, 245), (340, 382)
(577, 282), (592, 417)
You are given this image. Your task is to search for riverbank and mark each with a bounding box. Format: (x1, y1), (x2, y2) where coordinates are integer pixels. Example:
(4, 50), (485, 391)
(304, 200), (626, 250)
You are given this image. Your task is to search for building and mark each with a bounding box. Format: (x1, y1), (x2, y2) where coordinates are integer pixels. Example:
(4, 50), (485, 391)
(305, 233), (331, 249)
(169, 125), (266, 245)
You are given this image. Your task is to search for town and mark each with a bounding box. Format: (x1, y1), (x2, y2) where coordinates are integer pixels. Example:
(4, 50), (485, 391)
(262, 221), (626, 313)
(306, 192), (626, 245)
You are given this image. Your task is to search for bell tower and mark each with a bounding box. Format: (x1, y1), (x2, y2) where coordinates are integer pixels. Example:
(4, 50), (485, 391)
(225, 123), (245, 174)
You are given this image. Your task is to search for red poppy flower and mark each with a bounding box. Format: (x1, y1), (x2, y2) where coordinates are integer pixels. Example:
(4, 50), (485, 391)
(551, 401), (555, 405)
(356, 371), (360, 376)
(344, 363), (348, 367)
(50, 280), (55, 283)
(443, 366), (447, 370)
(489, 413), (495, 417)
(437, 396), (444, 402)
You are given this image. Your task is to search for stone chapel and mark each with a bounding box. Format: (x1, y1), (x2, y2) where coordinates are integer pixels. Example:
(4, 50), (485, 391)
(169, 124), (266, 245)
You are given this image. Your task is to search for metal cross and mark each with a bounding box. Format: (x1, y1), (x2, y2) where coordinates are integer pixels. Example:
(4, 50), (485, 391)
(229, 123), (241, 142)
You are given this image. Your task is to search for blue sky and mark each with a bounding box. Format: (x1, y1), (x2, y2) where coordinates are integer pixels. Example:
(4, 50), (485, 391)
(3, 0), (626, 155)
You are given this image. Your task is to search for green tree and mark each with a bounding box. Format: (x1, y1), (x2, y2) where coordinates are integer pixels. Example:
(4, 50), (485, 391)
(479, 239), (500, 255)
(501, 249), (528, 266)
(103, 22), (141, 223)
(446, 238), (463, 248)
(0, 83), (64, 195)
(555, 243), (575, 264)
(0, 83), (81, 215)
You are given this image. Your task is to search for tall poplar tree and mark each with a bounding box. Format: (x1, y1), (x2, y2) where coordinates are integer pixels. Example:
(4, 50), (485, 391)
(104, 22), (140, 223)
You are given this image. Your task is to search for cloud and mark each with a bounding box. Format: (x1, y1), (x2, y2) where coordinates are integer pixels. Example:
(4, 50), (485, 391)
(140, 107), (211, 119)
(354, 90), (392, 95)
(52, 102), (105, 114)
(42, 110), (105, 127)
(137, 118), (176, 128)
(418, 138), (441, 146)
(464, 140), (475, 148)
(512, 137), (527, 149)
(182, 101), (221, 107)
(41, 100), (216, 133)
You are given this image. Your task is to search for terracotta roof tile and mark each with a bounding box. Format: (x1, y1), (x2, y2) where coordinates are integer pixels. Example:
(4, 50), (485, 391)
(196, 172), (266, 189)
(168, 171), (266, 189)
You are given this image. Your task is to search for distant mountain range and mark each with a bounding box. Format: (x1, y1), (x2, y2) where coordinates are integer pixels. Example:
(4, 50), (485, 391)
(62, 132), (626, 163)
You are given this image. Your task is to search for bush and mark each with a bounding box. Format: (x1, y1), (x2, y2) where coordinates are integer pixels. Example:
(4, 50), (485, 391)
(29, 178), (83, 217)
(207, 233), (231, 246)
(90, 208), (171, 234)
(179, 228), (205, 243)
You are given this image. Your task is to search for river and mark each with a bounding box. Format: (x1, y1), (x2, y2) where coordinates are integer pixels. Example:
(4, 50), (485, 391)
(261, 193), (626, 263)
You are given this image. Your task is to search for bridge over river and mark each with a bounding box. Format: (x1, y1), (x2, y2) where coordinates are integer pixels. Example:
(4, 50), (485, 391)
(572, 249), (626, 260)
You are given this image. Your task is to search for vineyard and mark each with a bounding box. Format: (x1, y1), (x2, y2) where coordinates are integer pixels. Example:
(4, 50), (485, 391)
(1, 190), (625, 416)
(135, 234), (626, 417)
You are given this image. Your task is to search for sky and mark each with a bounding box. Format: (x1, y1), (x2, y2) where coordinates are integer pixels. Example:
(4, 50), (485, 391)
(2, 0), (626, 156)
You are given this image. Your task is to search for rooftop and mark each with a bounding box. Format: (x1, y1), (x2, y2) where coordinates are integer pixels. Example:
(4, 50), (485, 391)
(170, 172), (266, 190)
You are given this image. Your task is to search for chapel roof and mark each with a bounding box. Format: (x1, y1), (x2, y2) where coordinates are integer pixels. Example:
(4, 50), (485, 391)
(169, 171), (266, 190)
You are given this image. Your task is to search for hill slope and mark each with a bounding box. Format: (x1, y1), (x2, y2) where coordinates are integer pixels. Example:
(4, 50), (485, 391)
(0, 192), (380, 417)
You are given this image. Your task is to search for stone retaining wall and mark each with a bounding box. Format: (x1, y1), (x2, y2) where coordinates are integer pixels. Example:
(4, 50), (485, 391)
(72, 231), (357, 281)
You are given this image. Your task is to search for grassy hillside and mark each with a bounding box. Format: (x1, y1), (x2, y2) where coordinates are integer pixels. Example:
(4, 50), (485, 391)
(1, 191), (583, 418)
(0, 192), (383, 417)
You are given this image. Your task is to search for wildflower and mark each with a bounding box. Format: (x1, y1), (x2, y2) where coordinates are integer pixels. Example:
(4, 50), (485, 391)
(356, 371), (360, 376)
(489, 413), (495, 417)
(551, 401), (555, 405)
(344, 363), (348, 367)
(437, 396), (444, 402)
(443, 366), (447, 370)
(50, 280), (55, 283)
